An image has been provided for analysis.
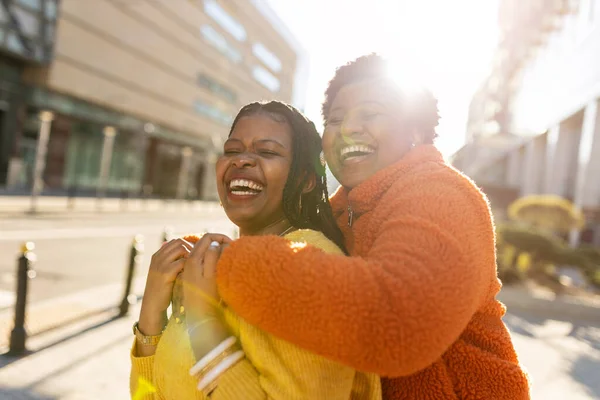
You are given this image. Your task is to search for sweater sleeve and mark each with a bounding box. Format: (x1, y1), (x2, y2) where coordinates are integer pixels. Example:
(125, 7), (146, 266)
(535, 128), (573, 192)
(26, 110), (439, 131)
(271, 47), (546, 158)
(130, 340), (162, 400)
(216, 168), (497, 377)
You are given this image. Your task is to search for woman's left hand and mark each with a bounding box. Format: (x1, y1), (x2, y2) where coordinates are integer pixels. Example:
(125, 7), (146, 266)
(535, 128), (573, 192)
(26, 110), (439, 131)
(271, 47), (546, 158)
(181, 234), (231, 318)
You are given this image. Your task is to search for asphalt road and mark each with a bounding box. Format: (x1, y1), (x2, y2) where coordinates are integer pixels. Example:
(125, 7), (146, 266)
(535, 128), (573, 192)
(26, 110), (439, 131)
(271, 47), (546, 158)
(0, 208), (234, 306)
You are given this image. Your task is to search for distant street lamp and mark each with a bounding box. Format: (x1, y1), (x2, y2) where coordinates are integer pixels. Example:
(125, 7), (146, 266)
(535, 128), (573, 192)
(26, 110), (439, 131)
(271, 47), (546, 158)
(29, 111), (54, 213)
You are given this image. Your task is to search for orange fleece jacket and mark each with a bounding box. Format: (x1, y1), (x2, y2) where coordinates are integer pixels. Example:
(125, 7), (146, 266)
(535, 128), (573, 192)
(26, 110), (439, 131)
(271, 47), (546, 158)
(217, 145), (530, 399)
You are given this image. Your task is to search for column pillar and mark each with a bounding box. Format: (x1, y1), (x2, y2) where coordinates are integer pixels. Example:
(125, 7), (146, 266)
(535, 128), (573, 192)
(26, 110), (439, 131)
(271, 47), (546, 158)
(571, 100), (600, 246)
(202, 151), (219, 201)
(176, 146), (193, 200)
(96, 126), (117, 209)
(29, 111), (54, 213)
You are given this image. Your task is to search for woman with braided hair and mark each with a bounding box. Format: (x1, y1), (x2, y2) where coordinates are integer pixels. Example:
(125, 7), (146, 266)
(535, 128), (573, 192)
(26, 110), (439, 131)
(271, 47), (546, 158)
(194, 54), (531, 399)
(130, 100), (382, 399)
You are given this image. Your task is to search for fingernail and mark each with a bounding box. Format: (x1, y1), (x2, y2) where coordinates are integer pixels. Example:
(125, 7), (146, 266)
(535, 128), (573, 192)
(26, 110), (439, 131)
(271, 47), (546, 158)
(210, 241), (220, 248)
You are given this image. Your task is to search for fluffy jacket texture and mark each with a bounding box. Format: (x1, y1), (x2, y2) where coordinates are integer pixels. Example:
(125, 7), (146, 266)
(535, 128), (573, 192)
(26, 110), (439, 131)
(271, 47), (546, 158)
(217, 145), (531, 399)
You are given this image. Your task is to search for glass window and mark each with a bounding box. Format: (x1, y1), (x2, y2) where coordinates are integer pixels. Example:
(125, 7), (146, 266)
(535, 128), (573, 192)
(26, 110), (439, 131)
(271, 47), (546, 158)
(34, 43), (44, 61)
(7, 31), (25, 54)
(203, 0), (246, 41)
(200, 24), (242, 63)
(252, 65), (280, 92)
(193, 100), (233, 126)
(45, 0), (57, 20)
(13, 7), (40, 38)
(197, 73), (237, 103)
(16, 0), (41, 11)
(45, 23), (54, 42)
(252, 43), (282, 73)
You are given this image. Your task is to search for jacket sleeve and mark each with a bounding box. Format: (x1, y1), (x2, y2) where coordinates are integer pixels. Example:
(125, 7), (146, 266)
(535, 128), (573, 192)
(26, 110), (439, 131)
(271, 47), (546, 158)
(216, 168), (497, 377)
(211, 233), (359, 400)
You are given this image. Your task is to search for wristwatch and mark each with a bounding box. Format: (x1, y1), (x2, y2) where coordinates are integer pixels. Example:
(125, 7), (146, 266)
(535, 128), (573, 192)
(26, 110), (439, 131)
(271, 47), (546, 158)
(133, 322), (164, 346)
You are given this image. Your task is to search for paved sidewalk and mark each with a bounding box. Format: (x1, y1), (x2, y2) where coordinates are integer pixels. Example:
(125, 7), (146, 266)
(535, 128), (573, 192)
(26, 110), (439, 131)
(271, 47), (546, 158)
(0, 306), (137, 399)
(0, 278), (146, 399)
(0, 282), (598, 399)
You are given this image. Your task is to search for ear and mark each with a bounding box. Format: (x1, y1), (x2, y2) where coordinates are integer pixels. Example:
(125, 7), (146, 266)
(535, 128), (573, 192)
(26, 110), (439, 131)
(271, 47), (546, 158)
(302, 173), (317, 194)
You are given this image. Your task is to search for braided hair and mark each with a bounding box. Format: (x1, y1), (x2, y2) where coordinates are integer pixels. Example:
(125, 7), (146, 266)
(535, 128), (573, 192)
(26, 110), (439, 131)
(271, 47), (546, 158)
(229, 101), (346, 252)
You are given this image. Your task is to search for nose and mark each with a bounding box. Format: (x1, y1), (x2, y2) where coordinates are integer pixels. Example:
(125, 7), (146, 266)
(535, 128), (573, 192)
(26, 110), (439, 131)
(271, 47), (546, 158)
(231, 152), (257, 168)
(340, 111), (364, 139)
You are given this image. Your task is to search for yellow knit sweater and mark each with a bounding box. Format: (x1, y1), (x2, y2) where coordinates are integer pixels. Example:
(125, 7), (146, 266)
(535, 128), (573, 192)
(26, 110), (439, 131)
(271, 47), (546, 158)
(130, 229), (381, 400)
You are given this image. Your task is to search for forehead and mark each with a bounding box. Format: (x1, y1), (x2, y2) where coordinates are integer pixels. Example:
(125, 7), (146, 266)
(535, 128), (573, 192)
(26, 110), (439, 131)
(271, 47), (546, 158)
(229, 114), (292, 146)
(329, 80), (398, 114)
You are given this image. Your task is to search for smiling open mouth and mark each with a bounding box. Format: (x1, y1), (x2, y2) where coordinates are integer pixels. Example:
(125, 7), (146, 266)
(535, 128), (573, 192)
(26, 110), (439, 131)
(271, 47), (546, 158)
(228, 179), (264, 196)
(340, 145), (375, 162)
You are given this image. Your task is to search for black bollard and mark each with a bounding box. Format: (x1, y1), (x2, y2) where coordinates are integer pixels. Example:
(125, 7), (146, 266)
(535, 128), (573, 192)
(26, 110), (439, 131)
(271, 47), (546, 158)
(9, 242), (36, 355)
(118, 235), (144, 317)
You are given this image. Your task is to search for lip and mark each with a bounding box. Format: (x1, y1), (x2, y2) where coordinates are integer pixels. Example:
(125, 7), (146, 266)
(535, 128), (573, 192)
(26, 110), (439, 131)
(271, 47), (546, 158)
(337, 142), (377, 166)
(341, 153), (374, 165)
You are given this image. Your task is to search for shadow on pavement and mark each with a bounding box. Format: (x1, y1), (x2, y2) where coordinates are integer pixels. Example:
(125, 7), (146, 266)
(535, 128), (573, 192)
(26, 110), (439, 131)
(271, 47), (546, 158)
(0, 387), (56, 400)
(0, 313), (121, 369)
(570, 354), (600, 399)
(504, 309), (600, 398)
(19, 330), (131, 392)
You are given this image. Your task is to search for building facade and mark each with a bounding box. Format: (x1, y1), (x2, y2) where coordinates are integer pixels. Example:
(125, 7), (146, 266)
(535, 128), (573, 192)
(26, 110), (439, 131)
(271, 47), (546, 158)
(454, 0), (600, 245)
(0, 0), (306, 200)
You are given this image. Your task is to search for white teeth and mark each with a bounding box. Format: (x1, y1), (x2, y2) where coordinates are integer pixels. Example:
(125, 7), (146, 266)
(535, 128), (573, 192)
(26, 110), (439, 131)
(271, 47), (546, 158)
(229, 179), (263, 191)
(340, 145), (375, 158)
(231, 190), (258, 196)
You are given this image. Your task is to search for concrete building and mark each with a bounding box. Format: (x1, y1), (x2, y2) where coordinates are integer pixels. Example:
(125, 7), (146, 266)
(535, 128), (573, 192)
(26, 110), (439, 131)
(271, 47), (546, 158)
(0, 0), (307, 200)
(453, 0), (600, 245)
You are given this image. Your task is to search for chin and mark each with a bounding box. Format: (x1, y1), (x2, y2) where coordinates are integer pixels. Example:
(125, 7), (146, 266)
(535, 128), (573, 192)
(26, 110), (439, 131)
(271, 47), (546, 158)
(338, 173), (369, 190)
(226, 209), (261, 226)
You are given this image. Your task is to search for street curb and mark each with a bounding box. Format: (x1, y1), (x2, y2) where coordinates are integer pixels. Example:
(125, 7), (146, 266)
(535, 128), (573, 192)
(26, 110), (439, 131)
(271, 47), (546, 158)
(498, 286), (600, 323)
(0, 196), (221, 214)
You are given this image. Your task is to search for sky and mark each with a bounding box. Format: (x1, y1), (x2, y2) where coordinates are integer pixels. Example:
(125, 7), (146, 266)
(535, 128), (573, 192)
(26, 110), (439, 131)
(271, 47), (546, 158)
(265, 0), (500, 157)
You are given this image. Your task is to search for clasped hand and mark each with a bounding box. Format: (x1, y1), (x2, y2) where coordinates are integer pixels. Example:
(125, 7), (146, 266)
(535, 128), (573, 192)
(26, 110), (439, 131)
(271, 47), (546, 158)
(180, 233), (232, 318)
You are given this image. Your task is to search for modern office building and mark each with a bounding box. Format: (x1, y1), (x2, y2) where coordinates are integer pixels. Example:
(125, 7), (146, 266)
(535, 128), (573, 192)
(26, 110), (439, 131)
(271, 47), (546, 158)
(0, 0), (307, 200)
(453, 0), (600, 245)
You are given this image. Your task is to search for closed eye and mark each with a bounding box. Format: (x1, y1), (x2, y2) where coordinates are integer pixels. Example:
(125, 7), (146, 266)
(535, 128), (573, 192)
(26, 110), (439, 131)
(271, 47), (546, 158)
(362, 112), (381, 121)
(258, 150), (280, 157)
(223, 149), (241, 155)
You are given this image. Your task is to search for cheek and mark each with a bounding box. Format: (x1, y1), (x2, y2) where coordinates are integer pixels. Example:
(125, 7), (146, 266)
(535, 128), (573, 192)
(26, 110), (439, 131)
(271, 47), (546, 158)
(370, 121), (412, 161)
(215, 159), (227, 187)
(322, 128), (336, 160)
(263, 160), (291, 193)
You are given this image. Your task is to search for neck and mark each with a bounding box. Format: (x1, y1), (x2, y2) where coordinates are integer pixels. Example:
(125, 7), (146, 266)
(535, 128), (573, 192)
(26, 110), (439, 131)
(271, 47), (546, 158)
(239, 218), (294, 237)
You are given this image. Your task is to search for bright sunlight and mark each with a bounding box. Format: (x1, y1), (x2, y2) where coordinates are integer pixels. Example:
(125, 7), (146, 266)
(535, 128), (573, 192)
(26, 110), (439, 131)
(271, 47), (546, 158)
(266, 0), (500, 156)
